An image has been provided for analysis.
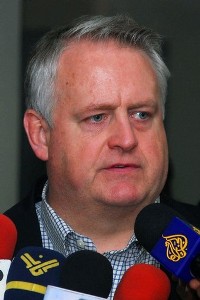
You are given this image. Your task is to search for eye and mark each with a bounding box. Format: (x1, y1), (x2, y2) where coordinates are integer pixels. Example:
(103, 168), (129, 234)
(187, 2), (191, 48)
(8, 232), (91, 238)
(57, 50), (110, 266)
(134, 111), (149, 120)
(89, 114), (105, 123)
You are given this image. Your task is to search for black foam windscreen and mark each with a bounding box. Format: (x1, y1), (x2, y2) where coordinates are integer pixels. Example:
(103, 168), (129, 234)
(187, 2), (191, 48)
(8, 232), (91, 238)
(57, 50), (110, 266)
(134, 203), (181, 251)
(190, 254), (200, 278)
(59, 250), (113, 298)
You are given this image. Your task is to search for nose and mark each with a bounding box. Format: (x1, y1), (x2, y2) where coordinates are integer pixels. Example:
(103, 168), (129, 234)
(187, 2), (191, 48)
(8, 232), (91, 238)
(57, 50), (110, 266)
(107, 116), (138, 151)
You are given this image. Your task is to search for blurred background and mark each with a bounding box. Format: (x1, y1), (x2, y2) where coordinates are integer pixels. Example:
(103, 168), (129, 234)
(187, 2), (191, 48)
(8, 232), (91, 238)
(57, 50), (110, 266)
(1, 0), (200, 212)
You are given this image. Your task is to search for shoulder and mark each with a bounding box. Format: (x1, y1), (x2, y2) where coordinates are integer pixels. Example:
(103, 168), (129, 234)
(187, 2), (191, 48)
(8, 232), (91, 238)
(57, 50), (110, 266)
(161, 193), (200, 228)
(4, 175), (46, 223)
(4, 176), (46, 253)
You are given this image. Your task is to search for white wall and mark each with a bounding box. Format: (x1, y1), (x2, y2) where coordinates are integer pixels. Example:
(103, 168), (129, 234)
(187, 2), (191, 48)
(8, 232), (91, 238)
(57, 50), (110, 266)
(0, 1), (22, 212)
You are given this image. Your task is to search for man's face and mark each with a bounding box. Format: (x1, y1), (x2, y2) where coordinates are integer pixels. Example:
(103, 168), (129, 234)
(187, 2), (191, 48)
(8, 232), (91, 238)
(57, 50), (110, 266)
(47, 40), (168, 209)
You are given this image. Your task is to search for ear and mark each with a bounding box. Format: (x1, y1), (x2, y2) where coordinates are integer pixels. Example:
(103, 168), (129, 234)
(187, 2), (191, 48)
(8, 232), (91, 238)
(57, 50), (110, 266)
(23, 109), (50, 161)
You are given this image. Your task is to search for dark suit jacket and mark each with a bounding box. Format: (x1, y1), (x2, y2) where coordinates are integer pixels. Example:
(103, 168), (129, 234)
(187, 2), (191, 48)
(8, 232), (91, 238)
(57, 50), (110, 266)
(4, 177), (200, 300)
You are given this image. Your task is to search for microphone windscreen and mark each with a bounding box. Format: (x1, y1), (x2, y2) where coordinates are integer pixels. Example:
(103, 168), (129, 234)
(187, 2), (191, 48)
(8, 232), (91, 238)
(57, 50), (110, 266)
(114, 264), (171, 300)
(4, 246), (65, 300)
(59, 250), (113, 298)
(134, 203), (180, 251)
(0, 214), (17, 259)
(134, 203), (200, 282)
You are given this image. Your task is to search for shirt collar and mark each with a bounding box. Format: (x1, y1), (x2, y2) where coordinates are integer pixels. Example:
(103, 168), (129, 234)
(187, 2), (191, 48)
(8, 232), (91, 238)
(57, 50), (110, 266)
(41, 181), (75, 254)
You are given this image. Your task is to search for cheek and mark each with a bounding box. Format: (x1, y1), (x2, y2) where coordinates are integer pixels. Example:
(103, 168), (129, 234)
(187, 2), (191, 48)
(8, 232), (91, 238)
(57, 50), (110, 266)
(54, 135), (102, 175)
(142, 128), (168, 168)
(60, 141), (103, 190)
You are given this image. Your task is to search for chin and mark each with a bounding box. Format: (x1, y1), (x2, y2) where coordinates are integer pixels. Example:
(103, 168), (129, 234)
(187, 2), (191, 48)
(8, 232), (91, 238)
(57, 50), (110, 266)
(104, 190), (144, 207)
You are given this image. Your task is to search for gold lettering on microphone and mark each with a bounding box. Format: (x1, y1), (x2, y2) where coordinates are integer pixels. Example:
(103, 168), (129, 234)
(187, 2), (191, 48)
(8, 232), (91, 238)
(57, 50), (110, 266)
(20, 253), (59, 276)
(162, 234), (188, 262)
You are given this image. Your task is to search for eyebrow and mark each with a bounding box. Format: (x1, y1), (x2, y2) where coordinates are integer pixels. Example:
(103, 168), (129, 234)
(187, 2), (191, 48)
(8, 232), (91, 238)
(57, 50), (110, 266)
(79, 99), (158, 113)
(128, 100), (158, 109)
(79, 103), (116, 113)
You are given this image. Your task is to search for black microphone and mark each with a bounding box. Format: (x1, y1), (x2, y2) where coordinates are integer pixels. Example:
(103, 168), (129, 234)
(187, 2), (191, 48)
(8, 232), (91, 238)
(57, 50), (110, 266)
(44, 250), (113, 299)
(135, 203), (200, 282)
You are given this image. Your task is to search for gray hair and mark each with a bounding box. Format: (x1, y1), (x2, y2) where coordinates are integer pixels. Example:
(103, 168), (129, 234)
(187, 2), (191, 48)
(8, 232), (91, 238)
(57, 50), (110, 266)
(25, 15), (170, 126)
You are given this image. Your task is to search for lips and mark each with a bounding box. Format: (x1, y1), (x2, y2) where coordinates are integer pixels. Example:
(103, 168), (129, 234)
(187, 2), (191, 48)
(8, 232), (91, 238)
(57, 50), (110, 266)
(105, 163), (140, 169)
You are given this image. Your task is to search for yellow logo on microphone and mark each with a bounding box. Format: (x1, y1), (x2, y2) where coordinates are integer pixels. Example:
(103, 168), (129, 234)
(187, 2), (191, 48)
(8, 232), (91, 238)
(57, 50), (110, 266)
(20, 252), (60, 276)
(162, 234), (188, 262)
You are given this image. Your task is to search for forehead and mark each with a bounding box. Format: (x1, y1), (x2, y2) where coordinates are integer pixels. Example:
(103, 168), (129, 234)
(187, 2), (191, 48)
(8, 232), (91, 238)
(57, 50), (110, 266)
(59, 39), (151, 66)
(55, 40), (159, 107)
(57, 39), (155, 75)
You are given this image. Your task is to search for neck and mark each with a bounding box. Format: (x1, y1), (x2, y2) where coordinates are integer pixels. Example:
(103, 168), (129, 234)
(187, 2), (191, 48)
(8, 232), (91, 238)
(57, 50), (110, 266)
(48, 195), (142, 253)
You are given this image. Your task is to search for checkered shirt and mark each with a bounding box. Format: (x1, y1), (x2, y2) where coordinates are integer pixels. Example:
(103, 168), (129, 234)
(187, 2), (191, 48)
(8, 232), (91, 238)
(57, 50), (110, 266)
(35, 181), (159, 299)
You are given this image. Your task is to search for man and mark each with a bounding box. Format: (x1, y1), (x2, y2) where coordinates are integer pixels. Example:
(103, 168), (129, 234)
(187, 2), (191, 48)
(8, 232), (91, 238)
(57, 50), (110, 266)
(5, 15), (200, 299)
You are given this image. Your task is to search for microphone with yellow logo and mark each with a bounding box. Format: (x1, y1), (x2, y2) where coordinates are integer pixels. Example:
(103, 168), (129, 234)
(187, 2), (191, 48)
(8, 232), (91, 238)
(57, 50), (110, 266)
(4, 246), (65, 299)
(135, 203), (200, 282)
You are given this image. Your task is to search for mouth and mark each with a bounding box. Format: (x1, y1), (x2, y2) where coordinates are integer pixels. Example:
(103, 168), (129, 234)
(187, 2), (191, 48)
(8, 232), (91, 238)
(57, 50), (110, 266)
(106, 163), (140, 170)
(113, 165), (126, 168)
(114, 165), (126, 168)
